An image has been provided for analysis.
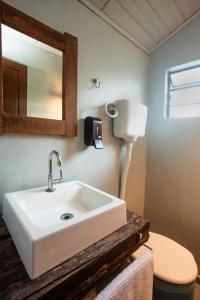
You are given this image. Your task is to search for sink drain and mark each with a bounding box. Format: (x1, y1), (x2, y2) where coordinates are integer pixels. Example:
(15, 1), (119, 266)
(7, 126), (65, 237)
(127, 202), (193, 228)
(60, 213), (74, 221)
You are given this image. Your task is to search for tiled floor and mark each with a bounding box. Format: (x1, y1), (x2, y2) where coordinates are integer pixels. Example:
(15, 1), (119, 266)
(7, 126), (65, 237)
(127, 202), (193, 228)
(195, 284), (200, 300)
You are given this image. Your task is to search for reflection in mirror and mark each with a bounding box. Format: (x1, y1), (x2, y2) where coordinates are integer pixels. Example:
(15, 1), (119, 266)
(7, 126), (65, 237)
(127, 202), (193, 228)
(2, 25), (63, 120)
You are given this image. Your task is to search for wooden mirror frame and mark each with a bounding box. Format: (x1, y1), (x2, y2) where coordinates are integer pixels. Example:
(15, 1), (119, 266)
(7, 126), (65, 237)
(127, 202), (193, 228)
(0, 1), (77, 136)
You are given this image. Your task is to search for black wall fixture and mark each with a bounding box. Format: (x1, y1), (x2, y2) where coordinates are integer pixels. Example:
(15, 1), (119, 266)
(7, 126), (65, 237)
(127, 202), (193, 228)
(84, 117), (103, 149)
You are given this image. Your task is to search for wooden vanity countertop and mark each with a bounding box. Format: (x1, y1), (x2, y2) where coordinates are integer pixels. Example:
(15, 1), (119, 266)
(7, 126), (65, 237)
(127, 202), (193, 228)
(0, 210), (150, 300)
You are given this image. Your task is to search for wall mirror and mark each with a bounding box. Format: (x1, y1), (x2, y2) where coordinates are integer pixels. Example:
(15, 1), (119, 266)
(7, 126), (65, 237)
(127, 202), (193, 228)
(0, 1), (77, 136)
(2, 25), (63, 120)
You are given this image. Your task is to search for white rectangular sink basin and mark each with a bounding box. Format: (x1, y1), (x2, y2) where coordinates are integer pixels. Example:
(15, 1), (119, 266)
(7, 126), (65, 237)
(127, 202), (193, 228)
(3, 181), (127, 279)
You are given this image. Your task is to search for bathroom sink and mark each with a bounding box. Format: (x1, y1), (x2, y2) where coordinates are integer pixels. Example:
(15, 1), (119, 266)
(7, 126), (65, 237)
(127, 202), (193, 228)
(3, 181), (127, 279)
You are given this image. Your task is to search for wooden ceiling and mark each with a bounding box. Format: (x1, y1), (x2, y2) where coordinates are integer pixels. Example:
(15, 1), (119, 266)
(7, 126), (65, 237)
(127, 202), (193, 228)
(80, 0), (200, 54)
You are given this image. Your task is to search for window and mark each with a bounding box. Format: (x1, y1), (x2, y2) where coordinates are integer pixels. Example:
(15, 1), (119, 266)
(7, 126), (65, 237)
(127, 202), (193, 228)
(165, 61), (200, 118)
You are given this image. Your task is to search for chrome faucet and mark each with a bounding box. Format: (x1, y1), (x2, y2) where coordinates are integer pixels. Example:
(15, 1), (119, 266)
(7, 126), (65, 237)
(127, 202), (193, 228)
(46, 150), (63, 192)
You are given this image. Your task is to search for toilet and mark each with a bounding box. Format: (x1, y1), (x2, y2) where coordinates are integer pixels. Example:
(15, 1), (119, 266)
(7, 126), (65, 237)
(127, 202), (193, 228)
(133, 232), (198, 300)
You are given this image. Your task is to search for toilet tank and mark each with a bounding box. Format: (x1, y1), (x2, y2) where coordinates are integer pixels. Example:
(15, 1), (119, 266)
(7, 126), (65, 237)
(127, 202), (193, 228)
(113, 100), (147, 142)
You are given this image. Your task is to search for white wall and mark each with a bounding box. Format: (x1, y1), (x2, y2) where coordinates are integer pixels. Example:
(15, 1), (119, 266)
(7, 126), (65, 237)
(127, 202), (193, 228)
(145, 17), (200, 268)
(0, 0), (149, 215)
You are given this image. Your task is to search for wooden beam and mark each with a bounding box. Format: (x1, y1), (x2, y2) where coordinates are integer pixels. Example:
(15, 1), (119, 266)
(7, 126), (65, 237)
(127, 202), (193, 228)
(63, 33), (78, 137)
(1, 1), (65, 51)
(3, 115), (66, 135)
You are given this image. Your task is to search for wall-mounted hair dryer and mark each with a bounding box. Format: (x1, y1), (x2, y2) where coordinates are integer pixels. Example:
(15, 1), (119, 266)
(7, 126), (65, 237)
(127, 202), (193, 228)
(105, 100), (147, 199)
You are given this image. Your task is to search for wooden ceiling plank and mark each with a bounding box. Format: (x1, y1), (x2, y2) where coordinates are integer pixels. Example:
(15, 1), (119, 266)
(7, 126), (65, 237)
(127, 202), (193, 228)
(151, 8), (200, 52)
(165, 0), (185, 25)
(147, 0), (184, 32)
(117, 0), (169, 44)
(79, 0), (150, 53)
(175, 0), (200, 20)
(89, 0), (109, 10)
(103, 0), (156, 50)
(82, 0), (200, 53)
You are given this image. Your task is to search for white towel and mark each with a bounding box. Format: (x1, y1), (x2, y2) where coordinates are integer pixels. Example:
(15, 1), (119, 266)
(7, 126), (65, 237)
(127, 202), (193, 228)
(95, 251), (154, 300)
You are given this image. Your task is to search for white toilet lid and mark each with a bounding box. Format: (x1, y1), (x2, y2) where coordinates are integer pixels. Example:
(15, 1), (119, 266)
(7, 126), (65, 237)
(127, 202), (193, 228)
(133, 232), (198, 284)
